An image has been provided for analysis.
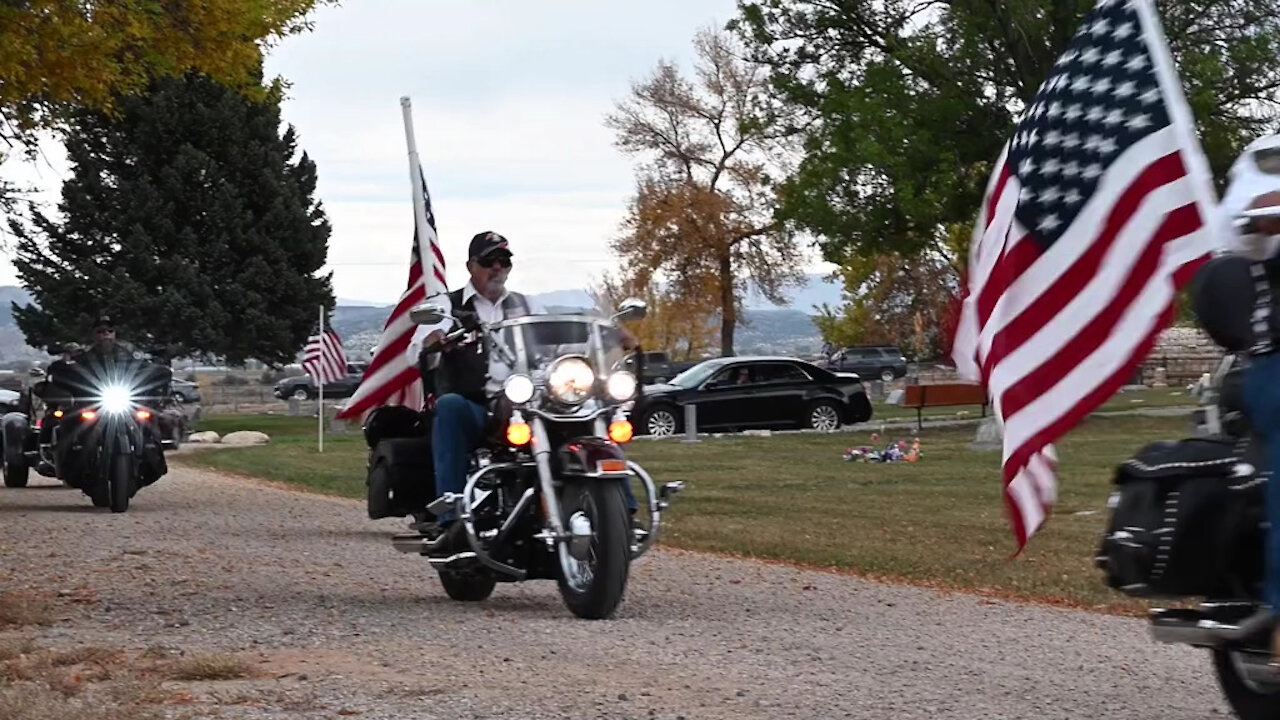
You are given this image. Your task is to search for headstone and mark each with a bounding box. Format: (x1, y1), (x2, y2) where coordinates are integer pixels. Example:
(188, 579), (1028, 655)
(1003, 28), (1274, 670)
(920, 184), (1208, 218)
(682, 404), (699, 443)
(969, 416), (1002, 451)
(885, 388), (905, 406)
(286, 397), (302, 416)
(1152, 367), (1168, 388)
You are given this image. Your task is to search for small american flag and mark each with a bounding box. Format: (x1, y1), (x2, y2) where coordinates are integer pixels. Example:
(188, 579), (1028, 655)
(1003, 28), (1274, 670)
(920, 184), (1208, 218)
(334, 163), (445, 421)
(302, 328), (348, 385)
(950, 0), (1219, 552)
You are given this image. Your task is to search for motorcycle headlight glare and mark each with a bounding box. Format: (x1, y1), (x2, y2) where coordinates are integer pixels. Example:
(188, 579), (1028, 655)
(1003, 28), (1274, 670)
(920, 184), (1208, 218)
(503, 374), (535, 404)
(99, 385), (132, 414)
(605, 371), (637, 401)
(548, 356), (595, 405)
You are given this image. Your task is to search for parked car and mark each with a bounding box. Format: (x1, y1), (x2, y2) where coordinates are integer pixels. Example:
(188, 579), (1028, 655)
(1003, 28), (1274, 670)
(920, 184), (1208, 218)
(615, 351), (698, 385)
(632, 356), (872, 436)
(273, 362), (367, 400)
(825, 345), (909, 382)
(170, 378), (201, 404)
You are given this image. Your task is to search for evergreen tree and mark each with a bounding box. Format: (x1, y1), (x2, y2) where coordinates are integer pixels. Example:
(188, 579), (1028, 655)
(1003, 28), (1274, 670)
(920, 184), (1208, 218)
(10, 70), (334, 365)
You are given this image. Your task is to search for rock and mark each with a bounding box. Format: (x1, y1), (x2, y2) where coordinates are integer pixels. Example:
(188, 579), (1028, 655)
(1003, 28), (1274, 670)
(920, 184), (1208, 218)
(187, 431), (221, 444)
(221, 431), (270, 446)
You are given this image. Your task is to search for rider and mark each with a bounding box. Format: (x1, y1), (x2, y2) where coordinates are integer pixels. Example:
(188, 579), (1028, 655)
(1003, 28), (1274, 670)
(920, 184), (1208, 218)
(408, 232), (640, 555)
(408, 232), (546, 554)
(1218, 133), (1280, 665)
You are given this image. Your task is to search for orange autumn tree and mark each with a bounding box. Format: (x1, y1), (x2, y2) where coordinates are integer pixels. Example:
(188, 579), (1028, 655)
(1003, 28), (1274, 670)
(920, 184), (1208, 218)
(592, 265), (719, 361)
(605, 27), (802, 357)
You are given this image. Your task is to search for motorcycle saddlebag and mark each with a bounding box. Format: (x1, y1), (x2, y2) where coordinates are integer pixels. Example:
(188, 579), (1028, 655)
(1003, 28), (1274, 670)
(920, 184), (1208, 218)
(1098, 435), (1263, 598)
(366, 435), (434, 520)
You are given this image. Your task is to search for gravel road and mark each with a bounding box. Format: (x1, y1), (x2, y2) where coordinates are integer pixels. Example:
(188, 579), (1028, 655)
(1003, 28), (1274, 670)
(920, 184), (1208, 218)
(0, 463), (1234, 719)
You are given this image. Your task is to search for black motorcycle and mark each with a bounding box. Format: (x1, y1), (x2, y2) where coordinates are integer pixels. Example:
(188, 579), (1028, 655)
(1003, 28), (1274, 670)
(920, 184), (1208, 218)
(1095, 251), (1280, 719)
(364, 298), (683, 619)
(15, 354), (173, 511)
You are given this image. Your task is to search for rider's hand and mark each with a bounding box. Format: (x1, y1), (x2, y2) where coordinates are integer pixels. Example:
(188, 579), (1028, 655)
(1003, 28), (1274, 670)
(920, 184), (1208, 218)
(619, 326), (640, 351)
(422, 330), (446, 352)
(1249, 191), (1280, 235)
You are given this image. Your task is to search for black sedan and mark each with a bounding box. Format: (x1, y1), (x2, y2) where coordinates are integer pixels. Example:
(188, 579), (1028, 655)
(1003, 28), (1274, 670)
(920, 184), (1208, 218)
(631, 356), (873, 436)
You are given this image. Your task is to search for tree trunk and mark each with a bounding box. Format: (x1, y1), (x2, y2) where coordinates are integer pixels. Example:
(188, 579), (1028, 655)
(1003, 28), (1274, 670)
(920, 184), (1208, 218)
(719, 252), (735, 357)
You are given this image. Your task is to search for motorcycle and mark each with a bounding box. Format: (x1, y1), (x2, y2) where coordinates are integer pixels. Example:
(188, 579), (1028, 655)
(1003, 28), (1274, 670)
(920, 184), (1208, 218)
(367, 298), (683, 619)
(1094, 241), (1280, 719)
(17, 353), (173, 511)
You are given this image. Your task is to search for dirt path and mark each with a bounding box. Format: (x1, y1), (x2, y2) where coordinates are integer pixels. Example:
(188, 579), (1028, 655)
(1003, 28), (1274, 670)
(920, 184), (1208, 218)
(0, 467), (1230, 719)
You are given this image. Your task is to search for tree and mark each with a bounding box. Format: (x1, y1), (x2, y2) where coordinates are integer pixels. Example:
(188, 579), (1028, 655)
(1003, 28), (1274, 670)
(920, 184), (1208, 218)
(606, 27), (804, 357)
(591, 268), (719, 361)
(0, 0), (332, 214)
(10, 70), (333, 365)
(733, 0), (1280, 264)
(814, 238), (962, 361)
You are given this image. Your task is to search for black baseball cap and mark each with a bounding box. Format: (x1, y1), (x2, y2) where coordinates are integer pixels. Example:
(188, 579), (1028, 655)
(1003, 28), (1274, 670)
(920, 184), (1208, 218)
(93, 315), (114, 331)
(468, 231), (512, 261)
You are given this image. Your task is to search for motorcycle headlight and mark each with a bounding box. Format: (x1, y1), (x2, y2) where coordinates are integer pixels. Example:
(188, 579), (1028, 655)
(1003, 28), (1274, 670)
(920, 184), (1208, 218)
(99, 385), (133, 414)
(548, 356), (595, 405)
(503, 374), (535, 404)
(605, 371), (637, 401)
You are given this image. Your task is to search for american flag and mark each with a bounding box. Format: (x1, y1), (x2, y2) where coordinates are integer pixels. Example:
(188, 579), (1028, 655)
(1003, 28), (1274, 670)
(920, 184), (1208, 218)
(302, 328), (348, 385)
(950, 0), (1219, 552)
(334, 163), (446, 421)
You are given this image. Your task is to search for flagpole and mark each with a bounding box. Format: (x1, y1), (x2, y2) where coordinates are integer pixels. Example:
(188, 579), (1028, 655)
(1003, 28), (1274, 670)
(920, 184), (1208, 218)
(317, 304), (324, 454)
(400, 96), (445, 300)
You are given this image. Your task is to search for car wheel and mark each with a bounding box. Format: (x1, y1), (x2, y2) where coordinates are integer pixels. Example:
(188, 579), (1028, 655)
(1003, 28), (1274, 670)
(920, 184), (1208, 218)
(807, 400), (842, 432)
(879, 368), (895, 383)
(291, 387), (311, 401)
(640, 407), (679, 437)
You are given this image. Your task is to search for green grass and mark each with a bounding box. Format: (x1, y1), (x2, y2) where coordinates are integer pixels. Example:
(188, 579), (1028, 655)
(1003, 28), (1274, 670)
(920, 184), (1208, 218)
(175, 409), (1199, 612)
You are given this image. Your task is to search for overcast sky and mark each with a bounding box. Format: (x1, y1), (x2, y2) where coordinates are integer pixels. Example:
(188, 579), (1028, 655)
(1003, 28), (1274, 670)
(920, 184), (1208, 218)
(0, 0), (838, 305)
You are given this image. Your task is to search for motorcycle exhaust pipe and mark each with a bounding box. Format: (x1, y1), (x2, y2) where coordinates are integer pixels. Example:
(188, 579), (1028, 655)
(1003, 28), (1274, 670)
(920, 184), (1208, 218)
(391, 533), (430, 554)
(1150, 607), (1274, 647)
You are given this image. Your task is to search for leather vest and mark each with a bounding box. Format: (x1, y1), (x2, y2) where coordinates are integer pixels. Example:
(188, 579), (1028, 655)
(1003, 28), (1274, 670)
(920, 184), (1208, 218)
(422, 289), (529, 403)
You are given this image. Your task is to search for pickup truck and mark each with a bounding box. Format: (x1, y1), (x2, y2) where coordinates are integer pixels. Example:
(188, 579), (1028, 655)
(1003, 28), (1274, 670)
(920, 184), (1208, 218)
(273, 362), (368, 400)
(616, 351), (698, 385)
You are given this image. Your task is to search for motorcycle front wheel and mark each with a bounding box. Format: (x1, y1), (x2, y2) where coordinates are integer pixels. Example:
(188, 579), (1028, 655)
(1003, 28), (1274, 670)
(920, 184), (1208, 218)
(1213, 647), (1280, 719)
(555, 481), (630, 620)
(108, 452), (133, 513)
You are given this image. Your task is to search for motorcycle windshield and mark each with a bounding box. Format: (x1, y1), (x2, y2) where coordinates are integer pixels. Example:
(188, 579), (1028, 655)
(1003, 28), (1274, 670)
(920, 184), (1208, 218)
(49, 357), (173, 407)
(491, 315), (629, 380)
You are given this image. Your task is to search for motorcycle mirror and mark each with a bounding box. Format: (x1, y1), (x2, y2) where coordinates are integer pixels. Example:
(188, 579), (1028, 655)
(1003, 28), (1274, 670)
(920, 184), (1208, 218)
(613, 297), (647, 323)
(409, 302), (450, 326)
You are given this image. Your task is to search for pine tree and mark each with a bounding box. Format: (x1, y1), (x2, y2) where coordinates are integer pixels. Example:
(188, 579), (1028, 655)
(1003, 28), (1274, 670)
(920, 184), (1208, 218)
(10, 69), (334, 365)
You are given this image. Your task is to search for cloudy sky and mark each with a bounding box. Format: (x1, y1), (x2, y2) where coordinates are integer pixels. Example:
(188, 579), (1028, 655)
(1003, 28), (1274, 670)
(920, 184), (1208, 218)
(1, 0), (838, 306)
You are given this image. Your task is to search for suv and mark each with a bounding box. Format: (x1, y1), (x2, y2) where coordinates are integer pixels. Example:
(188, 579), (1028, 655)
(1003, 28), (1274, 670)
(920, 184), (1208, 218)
(825, 345), (908, 382)
(273, 362), (368, 400)
(615, 351), (698, 385)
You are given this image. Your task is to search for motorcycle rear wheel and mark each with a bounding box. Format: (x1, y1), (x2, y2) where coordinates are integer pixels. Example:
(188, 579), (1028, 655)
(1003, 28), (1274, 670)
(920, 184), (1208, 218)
(1213, 647), (1280, 719)
(555, 481), (630, 620)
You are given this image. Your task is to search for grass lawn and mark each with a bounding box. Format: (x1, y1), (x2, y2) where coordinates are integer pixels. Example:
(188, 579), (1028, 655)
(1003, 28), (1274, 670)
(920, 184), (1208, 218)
(175, 408), (1199, 614)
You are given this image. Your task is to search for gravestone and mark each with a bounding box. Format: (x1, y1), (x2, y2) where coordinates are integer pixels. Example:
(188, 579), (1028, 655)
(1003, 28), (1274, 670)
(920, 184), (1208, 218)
(969, 416), (1002, 451)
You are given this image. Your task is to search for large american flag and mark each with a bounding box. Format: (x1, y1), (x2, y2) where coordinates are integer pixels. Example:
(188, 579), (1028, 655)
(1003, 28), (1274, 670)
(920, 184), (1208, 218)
(950, 0), (1219, 551)
(302, 328), (348, 385)
(334, 164), (446, 421)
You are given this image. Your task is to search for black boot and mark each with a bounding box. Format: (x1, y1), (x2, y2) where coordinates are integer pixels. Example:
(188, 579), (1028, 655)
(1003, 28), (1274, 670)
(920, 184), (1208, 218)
(425, 522), (467, 557)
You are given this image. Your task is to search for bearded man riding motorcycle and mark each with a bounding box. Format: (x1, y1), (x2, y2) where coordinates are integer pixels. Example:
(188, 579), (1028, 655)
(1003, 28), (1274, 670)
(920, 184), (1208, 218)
(407, 232), (639, 556)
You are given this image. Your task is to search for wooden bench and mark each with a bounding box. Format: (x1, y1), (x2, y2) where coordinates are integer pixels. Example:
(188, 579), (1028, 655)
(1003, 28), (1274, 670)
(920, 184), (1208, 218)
(901, 382), (988, 430)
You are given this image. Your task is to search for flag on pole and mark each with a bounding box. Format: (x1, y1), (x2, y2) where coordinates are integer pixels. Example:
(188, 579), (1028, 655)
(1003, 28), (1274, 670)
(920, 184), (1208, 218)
(949, 0), (1221, 552)
(334, 97), (447, 422)
(302, 327), (348, 384)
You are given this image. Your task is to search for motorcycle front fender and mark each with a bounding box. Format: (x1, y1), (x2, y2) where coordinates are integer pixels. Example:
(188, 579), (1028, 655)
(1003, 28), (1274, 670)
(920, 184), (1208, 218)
(554, 436), (630, 478)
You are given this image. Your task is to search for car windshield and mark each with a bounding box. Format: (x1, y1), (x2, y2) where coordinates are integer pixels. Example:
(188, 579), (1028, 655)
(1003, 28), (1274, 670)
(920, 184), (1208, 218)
(669, 360), (727, 389)
(489, 314), (629, 379)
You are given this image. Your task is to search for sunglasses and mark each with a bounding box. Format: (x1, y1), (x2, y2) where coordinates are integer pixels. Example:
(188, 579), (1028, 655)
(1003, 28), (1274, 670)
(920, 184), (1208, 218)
(1256, 147), (1280, 175)
(476, 254), (512, 269)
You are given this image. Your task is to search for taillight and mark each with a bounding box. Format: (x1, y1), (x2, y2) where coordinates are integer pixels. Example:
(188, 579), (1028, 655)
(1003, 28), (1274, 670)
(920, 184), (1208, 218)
(81, 410), (97, 421)
(135, 410), (151, 421)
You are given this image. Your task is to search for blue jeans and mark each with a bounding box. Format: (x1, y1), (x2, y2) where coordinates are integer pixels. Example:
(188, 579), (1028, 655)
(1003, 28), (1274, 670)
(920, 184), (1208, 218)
(1244, 352), (1280, 612)
(431, 394), (489, 525)
(430, 393), (641, 526)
